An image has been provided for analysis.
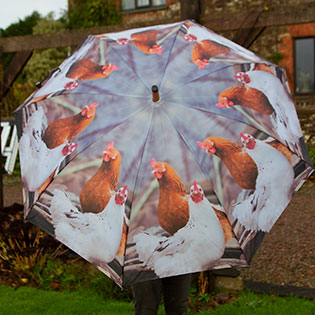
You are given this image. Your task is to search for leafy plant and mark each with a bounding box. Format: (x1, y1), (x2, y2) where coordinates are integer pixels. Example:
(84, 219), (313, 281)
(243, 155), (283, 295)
(89, 272), (132, 301)
(197, 293), (211, 303)
(0, 204), (67, 287)
(0, 11), (41, 69)
(307, 145), (315, 167)
(267, 51), (284, 65)
(67, 0), (121, 29)
(0, 226), (49, 286)
(23, 12), (69, 85)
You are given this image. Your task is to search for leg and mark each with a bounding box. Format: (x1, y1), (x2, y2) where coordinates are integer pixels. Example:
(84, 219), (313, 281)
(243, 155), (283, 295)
(162, 273), (192, 315)
(132, 279), (162, 315)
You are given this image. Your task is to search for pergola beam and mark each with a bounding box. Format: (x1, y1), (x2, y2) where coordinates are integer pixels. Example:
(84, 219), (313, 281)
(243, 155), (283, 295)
(0, 51), (33, 101)
(0, 3), (314, 53)
(201, 3), (315, 31)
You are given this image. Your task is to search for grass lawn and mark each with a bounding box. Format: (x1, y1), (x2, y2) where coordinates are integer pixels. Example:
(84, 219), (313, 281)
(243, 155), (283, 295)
(0, 285), (314, 315)
(204, 291), (314, 315)
(0, 285), (135, 315)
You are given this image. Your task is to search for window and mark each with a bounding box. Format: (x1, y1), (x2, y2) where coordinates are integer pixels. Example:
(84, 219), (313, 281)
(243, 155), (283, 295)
(122, 0), (166, 11)
(294, 37), (315, 94)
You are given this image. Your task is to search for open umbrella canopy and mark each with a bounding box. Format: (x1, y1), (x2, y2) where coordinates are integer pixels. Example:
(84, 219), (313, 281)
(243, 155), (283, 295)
(14, 20), (314, 287)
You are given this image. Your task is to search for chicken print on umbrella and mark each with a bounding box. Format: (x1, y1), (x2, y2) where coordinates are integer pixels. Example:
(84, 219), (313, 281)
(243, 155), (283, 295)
(80, 142), (121, 213)
(63, 59), (119, 90)
(149, 156), (238, 241)
(48, 142), (128, 268)
(233, 133), (295, 232)
(135, 181), (225, 278)
(216, 66), (304, 157)
(50, 186), (128, 265)
(42, 102), (99, 149)
(198, 134), (296, 232)
(133, 158), (238, 278)
(184, 23), (229, 70)
(183, 21), (259, 69)
(18, 100), (100, 215)
(198, 137), (258, 190)
(19, 107), (78, 194)
(99, 29), (164, 55)
(150, 158), (189, 235)
(29, 34), (119, 104)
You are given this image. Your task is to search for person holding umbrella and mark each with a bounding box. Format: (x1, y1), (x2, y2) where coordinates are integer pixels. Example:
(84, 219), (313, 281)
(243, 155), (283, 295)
(132, 274), (192, 315)
(14, 20), (313, 311)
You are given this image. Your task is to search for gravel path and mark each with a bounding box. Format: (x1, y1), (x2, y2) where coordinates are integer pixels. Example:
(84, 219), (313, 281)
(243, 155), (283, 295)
(3, 175), (315, 289)
(239, 180), (315, 288)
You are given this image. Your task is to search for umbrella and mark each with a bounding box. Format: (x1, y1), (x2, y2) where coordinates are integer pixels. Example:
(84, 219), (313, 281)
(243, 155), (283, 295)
(14, 20), (314, 287)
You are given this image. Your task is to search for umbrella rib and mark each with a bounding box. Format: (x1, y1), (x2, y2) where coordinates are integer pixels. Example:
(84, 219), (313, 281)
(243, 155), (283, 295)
(165, 100), (273, 138)
(109, 45), (150, 91)
(158, 24), (182, 90)
(162, 63), (236, 98)
(124, 103), (156, 213)
(163, 101), (240, 138)
(51, 90), (150, 99)
(121, 105), (156, 278)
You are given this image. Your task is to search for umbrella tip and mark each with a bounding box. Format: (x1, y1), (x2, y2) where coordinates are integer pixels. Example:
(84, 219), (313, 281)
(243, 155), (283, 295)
(152, 85), (160, 102)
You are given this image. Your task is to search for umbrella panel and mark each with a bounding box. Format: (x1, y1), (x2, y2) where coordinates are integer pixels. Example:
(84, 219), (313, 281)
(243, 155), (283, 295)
(14, 20), (314, 287)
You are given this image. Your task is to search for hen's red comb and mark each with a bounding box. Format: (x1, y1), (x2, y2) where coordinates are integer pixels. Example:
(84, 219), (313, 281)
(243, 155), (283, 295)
(150, 158), (157, 168)
(88, 102), (99, 108)
(197, 141), (205, 150)
(193, 181), (198, 191)
(106, 141), (114, 149)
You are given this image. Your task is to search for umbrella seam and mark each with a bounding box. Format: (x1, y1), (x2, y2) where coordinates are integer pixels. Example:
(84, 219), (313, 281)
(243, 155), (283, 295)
(121, 105), (157, 285)
(109, 44), (150, 91)
(158, 23), (183, 91)
(164, 100), (274, 139)
(162, 63), (237, 98)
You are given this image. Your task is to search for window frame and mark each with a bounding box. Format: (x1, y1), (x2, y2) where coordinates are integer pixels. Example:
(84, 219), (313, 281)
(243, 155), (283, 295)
(293, 36), (315, 95)
(121, 0), (167, 12)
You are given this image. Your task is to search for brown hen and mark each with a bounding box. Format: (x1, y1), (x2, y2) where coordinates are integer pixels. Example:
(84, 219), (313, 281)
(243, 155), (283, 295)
(42, 102), (98, 149)
(66, 58), (118, 81)
(217, 85), (274, 115)
(131, 30), (163, 55)
(192, 40), (230, 69)
(150, 158), (189, 235)
(198, 137), (258, 190)
(80, 142), (121, 213)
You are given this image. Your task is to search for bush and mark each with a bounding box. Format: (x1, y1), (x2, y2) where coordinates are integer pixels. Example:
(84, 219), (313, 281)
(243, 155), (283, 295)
(0, 204), (65, 287)
(68, 0), (120, 29)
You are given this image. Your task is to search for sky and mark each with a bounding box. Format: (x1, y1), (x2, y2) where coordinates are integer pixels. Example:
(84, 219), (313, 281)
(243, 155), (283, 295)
(0, 0), (68, 29)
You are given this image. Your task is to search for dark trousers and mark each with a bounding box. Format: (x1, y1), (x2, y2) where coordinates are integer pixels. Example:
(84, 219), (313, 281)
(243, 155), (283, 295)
(132, 274), (192, 315)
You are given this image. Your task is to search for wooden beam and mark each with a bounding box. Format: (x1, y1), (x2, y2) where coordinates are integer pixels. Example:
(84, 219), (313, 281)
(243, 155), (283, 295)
(0, 18), (180, 53)
(0, 51), (33, 101)
(0, 3), (314, 53)
(232, 10), (266, 48)
(181, 0), (201, 22)
(201, 3), (315, 32)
